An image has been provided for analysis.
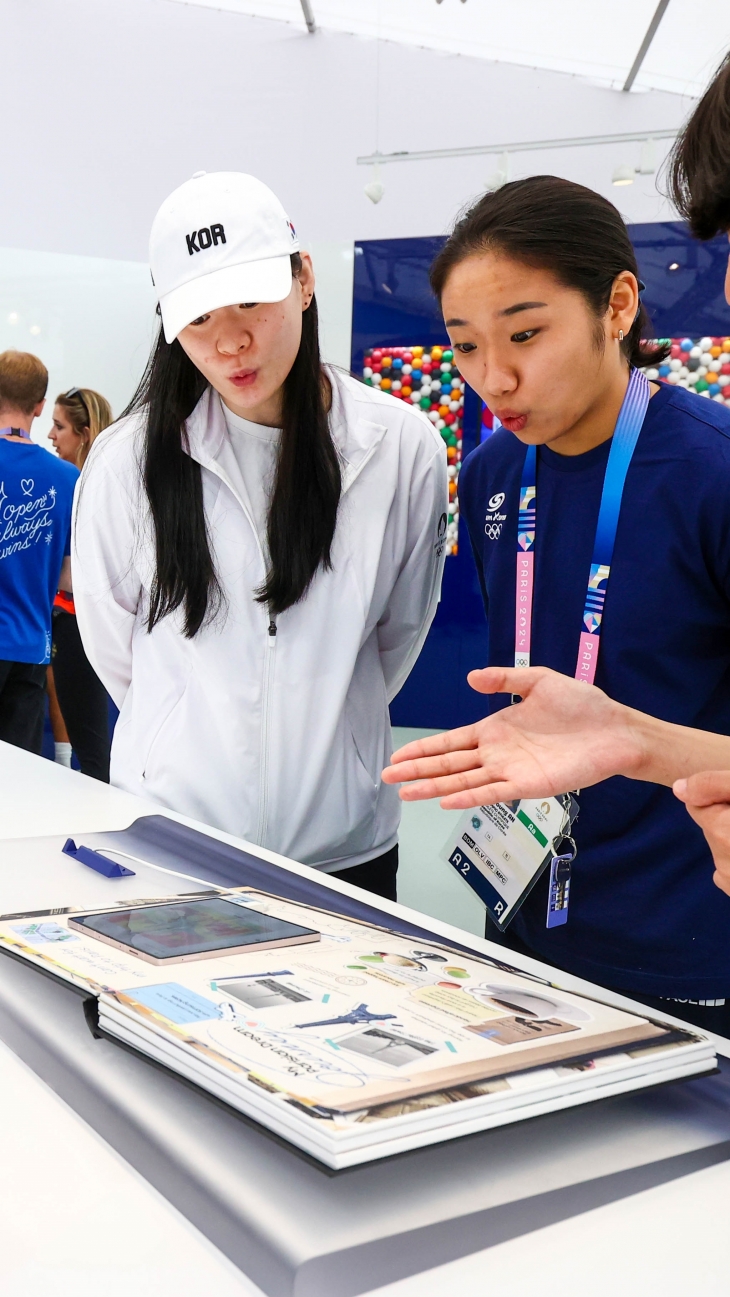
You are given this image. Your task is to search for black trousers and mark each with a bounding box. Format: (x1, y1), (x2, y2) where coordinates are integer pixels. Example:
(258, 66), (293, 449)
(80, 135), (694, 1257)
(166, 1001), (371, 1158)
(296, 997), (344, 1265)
(486, 917), (730, 1039)
(331, 845), (399, 902)
(0, 660), (47, 754)
(52, 610), (110, 782)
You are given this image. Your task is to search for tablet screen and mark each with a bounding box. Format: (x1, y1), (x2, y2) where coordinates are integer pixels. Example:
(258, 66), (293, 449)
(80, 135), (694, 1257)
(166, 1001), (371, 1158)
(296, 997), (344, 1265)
(69, 898), (319, 961)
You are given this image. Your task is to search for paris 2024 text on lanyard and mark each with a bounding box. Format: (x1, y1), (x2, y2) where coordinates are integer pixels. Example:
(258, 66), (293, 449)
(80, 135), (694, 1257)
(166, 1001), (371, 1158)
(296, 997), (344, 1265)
(443, 368), (650, 932)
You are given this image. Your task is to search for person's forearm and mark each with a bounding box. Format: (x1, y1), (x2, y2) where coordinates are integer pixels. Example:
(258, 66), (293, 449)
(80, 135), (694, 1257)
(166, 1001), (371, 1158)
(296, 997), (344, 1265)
(620, 708), (730, 785)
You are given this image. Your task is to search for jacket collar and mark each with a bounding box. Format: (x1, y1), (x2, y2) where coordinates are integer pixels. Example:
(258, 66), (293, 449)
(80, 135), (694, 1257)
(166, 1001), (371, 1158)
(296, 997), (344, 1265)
(183, 368), (387, 497)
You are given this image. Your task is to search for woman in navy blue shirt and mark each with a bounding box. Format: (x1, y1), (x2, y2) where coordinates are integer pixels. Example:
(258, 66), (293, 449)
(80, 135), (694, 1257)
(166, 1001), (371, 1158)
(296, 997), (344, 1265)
(385, 175), (730, 1036)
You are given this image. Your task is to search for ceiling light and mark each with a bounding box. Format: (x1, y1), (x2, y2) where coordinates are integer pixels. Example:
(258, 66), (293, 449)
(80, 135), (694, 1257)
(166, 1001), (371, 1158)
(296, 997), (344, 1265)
(668, 262), (680, 271)
(612, 163), (635, 186)
(486, 151), (509, 192)
(638, 138), (656, 175)
(364, 165), (384, 204)
(364, 179), (384, 204)
(29, 325), (41, 336)
(7, 312), (18, 324)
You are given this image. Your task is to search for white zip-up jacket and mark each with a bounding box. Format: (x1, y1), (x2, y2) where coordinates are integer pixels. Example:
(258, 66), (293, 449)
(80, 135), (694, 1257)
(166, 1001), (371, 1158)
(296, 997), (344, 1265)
(72, 369), (448, 870)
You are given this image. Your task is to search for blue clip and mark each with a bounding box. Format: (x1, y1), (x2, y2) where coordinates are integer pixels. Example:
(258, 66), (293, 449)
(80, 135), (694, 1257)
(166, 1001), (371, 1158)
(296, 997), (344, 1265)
(62, 838), (135, 878)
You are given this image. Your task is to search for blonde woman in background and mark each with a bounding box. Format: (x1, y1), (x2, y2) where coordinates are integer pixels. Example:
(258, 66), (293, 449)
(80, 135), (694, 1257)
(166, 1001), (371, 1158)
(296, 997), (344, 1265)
(47, 387), (113, 780)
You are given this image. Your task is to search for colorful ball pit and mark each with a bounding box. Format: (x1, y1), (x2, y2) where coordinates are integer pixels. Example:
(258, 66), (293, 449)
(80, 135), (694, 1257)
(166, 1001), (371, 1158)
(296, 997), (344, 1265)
(361, 344), (464, 555)
(643, 338), (730, 405)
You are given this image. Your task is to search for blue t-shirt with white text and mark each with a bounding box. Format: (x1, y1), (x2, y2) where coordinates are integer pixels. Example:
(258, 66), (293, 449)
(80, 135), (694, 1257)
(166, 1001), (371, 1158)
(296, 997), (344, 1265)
(0, 440), (79, 664)
(459, 382), (730, 999)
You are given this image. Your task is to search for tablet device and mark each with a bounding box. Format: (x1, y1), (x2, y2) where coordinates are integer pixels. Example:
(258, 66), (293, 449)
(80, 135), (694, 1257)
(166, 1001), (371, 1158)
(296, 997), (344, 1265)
(68, 897), (320, 964)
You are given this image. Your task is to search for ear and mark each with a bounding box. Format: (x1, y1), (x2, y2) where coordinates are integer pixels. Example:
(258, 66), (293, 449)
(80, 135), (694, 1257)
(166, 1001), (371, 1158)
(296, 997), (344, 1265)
(297, 252), (316, 310)
(608, 271), (639, 339)
(33, 398), (46, 418)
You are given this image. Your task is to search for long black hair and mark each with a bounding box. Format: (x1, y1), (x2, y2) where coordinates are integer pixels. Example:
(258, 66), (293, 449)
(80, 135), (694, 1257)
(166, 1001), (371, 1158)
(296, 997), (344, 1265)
(123, 254), (341, 637)
(668, 52), (730, 239)
(430, 175), (668, 370)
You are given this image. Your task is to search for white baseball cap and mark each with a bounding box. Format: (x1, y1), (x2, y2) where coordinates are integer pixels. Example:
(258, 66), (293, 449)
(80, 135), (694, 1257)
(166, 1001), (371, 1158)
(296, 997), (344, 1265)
(149, 171), (300, 342)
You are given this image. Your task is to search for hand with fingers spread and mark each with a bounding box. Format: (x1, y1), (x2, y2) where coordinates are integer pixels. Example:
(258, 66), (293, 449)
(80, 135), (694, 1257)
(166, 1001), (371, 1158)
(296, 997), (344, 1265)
(382, 665), (647, 809)
(674, 773), (730, 897)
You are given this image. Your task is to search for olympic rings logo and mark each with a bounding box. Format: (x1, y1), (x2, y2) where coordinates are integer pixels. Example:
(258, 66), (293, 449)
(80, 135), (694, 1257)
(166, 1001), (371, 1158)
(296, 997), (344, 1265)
(485, 522), (502, 540)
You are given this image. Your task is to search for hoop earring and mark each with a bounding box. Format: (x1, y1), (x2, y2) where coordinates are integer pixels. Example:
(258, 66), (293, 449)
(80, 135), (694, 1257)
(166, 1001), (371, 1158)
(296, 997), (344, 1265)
(618, 329), (624, 342)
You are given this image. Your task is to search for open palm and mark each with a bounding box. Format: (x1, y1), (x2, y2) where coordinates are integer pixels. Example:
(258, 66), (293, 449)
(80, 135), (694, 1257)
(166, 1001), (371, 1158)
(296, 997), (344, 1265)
(382, 665), (643, 808)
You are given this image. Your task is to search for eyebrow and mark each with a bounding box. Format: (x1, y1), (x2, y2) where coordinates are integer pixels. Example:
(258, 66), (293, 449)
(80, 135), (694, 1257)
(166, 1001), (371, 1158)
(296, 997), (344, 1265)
(500, 301), (548, 317)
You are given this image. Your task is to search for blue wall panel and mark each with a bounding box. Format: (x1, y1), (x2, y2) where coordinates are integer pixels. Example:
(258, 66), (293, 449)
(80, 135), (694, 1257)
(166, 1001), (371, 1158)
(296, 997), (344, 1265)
(352, 223), (730, 730)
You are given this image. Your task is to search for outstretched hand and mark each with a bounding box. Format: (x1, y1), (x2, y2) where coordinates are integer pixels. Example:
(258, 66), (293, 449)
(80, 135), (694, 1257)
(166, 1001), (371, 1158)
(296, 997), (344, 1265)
(674, 772), (730, 897)
(382, 665), (645, 808)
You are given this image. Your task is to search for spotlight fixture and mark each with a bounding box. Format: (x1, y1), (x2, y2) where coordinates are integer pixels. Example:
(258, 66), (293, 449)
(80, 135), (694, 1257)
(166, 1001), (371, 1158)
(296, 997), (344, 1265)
(612, 163), (635, 186)
(364, 165), (384, 204)
(485, 151), (509, 192)
(668, 262), (680, 271)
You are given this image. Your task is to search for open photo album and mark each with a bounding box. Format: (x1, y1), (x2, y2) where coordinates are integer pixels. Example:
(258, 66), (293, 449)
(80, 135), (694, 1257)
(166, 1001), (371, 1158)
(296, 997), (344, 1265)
(0, 887), (716, 1168)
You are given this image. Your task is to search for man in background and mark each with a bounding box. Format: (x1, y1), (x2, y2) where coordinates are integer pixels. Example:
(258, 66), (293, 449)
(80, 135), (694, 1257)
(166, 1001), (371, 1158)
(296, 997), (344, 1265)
(0, 351), (78, 753)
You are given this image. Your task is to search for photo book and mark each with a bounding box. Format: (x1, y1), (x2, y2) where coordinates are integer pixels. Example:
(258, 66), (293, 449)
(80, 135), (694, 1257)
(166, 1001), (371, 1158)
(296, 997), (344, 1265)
(0, 887), (716, 1168)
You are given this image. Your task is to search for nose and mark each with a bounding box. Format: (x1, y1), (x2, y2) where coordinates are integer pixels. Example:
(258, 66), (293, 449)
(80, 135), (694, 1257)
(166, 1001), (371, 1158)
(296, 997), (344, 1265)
(216, 324), (251, 356)
(480, 349), (518, 400)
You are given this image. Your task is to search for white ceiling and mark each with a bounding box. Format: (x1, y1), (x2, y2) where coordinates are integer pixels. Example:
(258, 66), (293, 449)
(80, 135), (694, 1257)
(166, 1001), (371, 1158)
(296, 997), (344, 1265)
(167, 0), (730, 98)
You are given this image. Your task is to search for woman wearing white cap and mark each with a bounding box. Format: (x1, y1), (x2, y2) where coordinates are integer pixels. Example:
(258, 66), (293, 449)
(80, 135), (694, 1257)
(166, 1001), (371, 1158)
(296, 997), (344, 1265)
(72, 172), (447, 899)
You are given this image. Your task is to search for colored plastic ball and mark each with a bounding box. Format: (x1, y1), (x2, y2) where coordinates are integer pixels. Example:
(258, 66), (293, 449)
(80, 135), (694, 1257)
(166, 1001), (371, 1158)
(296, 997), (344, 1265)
(381, 356), (392, 368)
(707, 371), (719, 384)
(689, 346), (702, 359)
(687, 357), (699, 371)
(700, 336), (713, 350)
(658, 364), (670, 377)
(392, 358), (403, 369)
(722, 364), (730, 375)
(432, 346), (443, 360)
(421, 362), (432, 374)
(391, 380), (402, 391)
(443, 349), (453, 361)
(680, 338), (693, 351)
(666, 372), (680, 384)
(372, 349), (383, 361)
(695, 379), (709, 392)
(363, 366), (373, 378)
(701, 351), (714, 366)
(669, 358), (682, 371)
(371, 373), (382, 385)
(444, 411), (456, 424)
(723, 340), (730, 353)
(438, 404), (449, 416)
(711, 346), (723, 358)
(403, 352), (413, 363)
(710, 382), (721, 395)
(419, 397), (431, 409)
(410, 391), (420, 403)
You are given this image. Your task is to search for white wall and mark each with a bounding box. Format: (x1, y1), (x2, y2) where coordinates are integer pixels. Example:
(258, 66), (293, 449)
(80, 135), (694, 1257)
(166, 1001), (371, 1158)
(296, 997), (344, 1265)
(0, 0), (699, 430)
(0, 240), (353, 446)
(1, 0), (693, 264)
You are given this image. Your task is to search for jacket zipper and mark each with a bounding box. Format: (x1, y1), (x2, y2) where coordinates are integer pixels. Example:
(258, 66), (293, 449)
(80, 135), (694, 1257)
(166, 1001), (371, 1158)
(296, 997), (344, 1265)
(197, 457), (278, 846)
(256, 608), (277, 843)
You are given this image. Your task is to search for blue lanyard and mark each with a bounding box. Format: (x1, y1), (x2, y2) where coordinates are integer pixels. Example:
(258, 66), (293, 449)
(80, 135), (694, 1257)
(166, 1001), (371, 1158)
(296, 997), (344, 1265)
(516, 367), (650, 683)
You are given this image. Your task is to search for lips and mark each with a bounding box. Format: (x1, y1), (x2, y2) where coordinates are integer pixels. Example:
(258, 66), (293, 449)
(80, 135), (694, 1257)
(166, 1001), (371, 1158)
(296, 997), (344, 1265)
(495, 410), (528, 433)
(229, 370), (257, 388)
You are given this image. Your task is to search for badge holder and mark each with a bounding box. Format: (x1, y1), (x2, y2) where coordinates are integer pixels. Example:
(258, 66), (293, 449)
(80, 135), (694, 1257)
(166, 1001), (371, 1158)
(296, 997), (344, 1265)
(442, 794), (579, 931)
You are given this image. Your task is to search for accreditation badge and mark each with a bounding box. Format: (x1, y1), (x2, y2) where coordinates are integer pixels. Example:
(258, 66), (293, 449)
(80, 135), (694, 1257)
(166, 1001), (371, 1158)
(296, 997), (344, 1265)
(442, 794), (578, 930)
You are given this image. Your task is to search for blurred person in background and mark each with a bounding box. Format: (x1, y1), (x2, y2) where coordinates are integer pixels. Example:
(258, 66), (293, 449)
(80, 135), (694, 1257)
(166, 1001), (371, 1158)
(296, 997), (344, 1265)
(0, 351), (78, 754)
(47, 387), (113, 781)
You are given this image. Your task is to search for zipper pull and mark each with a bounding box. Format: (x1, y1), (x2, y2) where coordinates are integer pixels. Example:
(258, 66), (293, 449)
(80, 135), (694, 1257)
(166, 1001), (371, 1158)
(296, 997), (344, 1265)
(268, 610), (277, 645)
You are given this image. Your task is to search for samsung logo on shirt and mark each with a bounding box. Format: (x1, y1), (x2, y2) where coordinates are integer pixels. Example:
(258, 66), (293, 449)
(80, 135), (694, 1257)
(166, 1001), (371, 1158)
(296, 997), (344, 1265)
(186, 224), (227, 255)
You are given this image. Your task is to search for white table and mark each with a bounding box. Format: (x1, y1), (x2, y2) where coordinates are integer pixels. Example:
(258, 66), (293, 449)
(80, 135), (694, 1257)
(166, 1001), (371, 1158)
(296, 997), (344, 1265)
(1, 741), (729, 1296)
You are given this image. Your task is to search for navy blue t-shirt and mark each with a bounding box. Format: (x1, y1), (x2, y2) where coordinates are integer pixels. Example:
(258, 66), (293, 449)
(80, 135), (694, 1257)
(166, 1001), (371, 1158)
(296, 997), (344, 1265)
(459, 383), (730, 999)
(0, 440), (79, 664)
